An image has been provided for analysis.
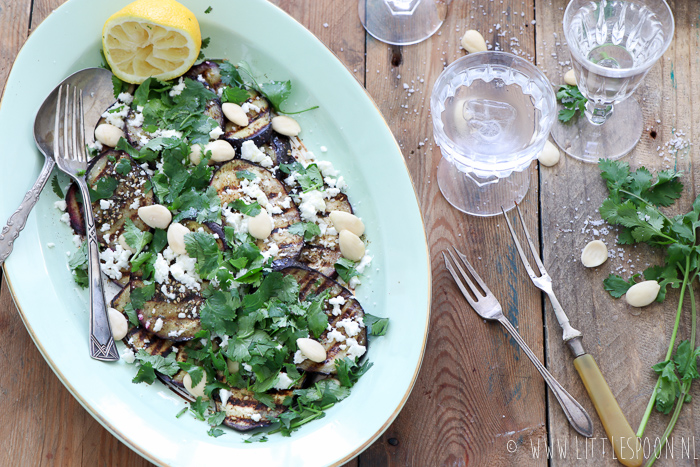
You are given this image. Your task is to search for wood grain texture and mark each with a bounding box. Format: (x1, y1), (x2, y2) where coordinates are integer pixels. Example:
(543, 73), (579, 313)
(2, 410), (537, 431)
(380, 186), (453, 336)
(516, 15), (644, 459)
(538, 0), (700, 465)
(358, 1), (547, 465)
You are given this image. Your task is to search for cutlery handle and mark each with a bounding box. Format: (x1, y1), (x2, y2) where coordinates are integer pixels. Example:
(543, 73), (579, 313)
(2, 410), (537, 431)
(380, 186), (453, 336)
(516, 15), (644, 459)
(77, 182), (119, 362)
(0, 158), (55, 266)
(574, 354), (642, 467)
(498, 316), (593, 438)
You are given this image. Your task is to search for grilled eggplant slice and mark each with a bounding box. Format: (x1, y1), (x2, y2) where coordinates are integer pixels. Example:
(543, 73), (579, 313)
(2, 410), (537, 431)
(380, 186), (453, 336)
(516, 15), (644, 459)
(215, 388), (291, 430)
(65, 183), (85, 236)
(223, 90), (272, 150)
(112, 286), (189, 386)
(85, 150), (155, 285)
(211, 159), (303, 260)
(297, 192), (354, 277)
(283, 266), (367, 374)
(186, 60), (224, 93)
(260, 133), (294, 172)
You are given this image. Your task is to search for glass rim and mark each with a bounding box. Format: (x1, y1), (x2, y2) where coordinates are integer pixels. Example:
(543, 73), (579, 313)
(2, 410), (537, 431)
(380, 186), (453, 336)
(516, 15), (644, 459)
(563, 0), (675, 78)
(430, 51), (556, 174)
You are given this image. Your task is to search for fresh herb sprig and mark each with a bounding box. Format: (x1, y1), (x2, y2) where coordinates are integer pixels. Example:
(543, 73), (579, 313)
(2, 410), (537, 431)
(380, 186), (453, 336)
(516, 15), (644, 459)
(556, 85), (587, 122)
(598, 159), (700, 467)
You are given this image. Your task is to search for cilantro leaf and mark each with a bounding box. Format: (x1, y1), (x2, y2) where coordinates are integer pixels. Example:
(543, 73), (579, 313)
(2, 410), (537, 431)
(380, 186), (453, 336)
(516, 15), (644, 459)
(222, 87), (250, 105)
(296, 164), (323, 192)
(123, 219), (153, 257)
(89, 176), (118, 202)
(556, 85), (587, 123)
(335, 357), (373, 387)
(306, 290), (330, 338)
(334, 258), (359, 283)
(130, 281), (156, 310)
(364, 313), (389, 336)
(288, 222), (321, 241)
(204, 6), (212, 13)
(51, 176), (64, 199)
(602, 274), (637, 298)
(185, 231), (222, 279)
(111, 75), (127, 99)
(652, 359), (679, 414)
(235, 170), (257, 181)
(228, 199), (261, 217)
(115, 157), (132, 176)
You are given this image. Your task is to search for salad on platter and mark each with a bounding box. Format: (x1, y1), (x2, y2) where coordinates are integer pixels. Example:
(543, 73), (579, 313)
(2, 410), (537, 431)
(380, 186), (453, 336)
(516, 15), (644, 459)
(54, 0), (388, 439)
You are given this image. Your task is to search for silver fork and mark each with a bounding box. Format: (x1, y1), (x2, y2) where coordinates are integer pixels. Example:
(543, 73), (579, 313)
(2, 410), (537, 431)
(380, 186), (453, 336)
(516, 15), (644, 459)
(443, 247), (593, 438)
(54, 84), (118, 362)
(502, 204), (643, 464)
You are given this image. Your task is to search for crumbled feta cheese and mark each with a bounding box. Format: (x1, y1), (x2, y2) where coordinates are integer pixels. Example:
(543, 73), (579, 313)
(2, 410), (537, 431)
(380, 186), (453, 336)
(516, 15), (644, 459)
(101, 223), (111, 232)
(241, 102), (261, 114)
(329, 295), (346, 316)
(274, 372), (294, 390)
(209, 126), (224, 140)
(243, 363), (253, 372)
(298, 190), (326, 222)
(355, 254), (373, 274)
(348, 276), (361, 289)
(345, 338), (366, 360)
(101, 102), (130, 128)
(99, 199), (114, 210)
(117, 92), (134, 105)
(170, 254), (201, 290)
(47, 242), (55, 248)
(121, 348), (136, 363)
(327, 327), (346, 342)
(293, 350), (307, 364)
(240, 140), (273, 168)
(280, 196), (292, 209)
(316, 160), (339, 178)
(98, 244), (132, 280)
(72, 235), (82, 248)
(54, 200), (67, 211)
(239, 178), (270, 208)
(169, 78), (186, 97)
(154, 253), (170, 284)
(161, 284), (176, 300)
(153, 317), (164, 332)
(60, 212), (71, 225)
(129, 198), (140, 210)
(250, 413), (262, 422)
(222, 207), (249, 234)
(337, 318), (361, 337)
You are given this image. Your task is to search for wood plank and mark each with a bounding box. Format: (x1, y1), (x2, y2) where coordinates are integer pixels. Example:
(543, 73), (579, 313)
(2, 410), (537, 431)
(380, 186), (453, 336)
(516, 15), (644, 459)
(537, 0), (700, 465)
(359, 1), (547, 465)
(0, 0), (31, 99)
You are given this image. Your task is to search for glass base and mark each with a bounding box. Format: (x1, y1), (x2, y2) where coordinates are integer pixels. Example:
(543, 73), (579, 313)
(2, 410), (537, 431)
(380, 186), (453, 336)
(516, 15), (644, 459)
(437, 157), (531, 217)
(358, 0), (445, 46)
(550, 97), (643, 163)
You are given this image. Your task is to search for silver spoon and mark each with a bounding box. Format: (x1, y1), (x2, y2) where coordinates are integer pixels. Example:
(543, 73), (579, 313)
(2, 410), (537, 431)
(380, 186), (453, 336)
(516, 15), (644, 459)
(0, 67), (115, 266)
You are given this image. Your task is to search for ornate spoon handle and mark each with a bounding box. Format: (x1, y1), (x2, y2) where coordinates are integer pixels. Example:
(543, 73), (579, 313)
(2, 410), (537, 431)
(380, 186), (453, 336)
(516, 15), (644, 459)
(0, 157), (55, 267)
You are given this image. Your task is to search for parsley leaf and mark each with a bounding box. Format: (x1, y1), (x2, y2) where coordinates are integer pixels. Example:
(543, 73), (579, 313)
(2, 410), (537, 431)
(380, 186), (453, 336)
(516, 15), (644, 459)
(115, 157), (132, 175)
(306, 290), (330, 338)
(222, 87), (251, 105)
(602, 274), (638, 298)
(111, 75), (127, 99)
(130, 281), (156, 310)
(185, 231), (222, 279)
(296, 164), (323, 192)
(335, 357), (373, 387)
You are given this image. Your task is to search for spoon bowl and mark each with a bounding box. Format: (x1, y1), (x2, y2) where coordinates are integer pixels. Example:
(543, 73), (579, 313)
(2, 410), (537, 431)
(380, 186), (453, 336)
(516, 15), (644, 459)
(0, 67), (115, 266)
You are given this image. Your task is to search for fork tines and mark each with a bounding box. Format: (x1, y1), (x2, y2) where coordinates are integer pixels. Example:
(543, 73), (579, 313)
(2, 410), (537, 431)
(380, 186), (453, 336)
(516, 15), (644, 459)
(444, 247), (488, 303)
(54, 84), (87, 169)
(501, 203), (547, 280)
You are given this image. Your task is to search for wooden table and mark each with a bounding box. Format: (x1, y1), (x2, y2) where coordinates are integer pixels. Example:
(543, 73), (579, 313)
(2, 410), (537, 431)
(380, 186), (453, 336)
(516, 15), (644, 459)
(1, 0), (697, 465)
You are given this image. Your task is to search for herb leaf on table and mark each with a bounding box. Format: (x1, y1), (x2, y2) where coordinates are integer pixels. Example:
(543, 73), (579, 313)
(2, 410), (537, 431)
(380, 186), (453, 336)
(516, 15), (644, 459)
(597, 159), (700, 466)
(556, 85), (587, 122)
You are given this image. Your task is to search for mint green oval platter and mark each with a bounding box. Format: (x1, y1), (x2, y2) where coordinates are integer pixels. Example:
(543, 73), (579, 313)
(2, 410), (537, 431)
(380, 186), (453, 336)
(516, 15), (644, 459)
(0, 0), (431, 465)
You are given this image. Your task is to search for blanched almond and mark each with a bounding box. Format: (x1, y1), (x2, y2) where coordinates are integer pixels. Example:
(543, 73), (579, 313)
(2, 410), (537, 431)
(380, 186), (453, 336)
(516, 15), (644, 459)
(94, 123), (124, 147)
(271, 116), (301, 137)
(564, 69), (577, 86)
(625, 281), (660, 307)
(118, 233), (135, 253)
(329, 211), (365, 237)
(248, 209), (273, 240)
(339, 229), (365, 261)
(581, 240), (608, 267)
(137, 204), (172, 229)
(183, 371), (208, 400)
(222, 103), (249, 127)
(538, 140), (561, 167)
(227, 359), (240, 374)
(296, 338), (327, 363)
(189, 144), (202, 165)
(167, 222), (190, 255)
(207, 140), (236, 162)
(107, 307), (128, 340)
(461, 30), (487, 53)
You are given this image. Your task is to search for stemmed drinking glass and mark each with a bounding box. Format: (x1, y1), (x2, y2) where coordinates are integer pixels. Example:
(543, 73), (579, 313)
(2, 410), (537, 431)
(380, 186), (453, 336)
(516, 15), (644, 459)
(358, 0), (446, 46)
(431, 52), (557, 216)
(551, 0), (674, 162)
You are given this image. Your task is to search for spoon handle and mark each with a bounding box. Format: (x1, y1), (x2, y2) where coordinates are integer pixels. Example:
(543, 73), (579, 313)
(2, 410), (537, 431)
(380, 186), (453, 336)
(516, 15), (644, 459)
(0, 157), (55, 267)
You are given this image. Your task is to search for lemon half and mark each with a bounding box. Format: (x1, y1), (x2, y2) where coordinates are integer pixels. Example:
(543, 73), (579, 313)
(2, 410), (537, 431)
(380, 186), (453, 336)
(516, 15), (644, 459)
(102, 0), (201, 84)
